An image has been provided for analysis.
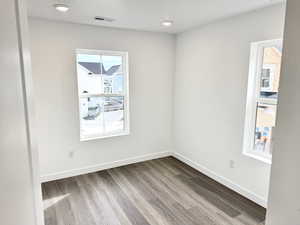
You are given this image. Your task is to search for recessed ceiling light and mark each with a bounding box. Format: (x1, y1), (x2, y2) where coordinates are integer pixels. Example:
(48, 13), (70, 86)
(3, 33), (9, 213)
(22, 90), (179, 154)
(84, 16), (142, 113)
(53, 4), (69, 12)
(161, 20), (173, 27)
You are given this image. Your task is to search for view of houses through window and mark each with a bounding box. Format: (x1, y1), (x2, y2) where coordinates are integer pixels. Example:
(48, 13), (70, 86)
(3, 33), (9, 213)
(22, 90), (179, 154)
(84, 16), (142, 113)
(76, 50), (129, 140)
(243, 40), (282, 163)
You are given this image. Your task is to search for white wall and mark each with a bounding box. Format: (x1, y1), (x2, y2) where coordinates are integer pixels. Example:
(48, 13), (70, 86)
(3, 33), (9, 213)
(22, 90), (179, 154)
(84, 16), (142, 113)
(173, 4), (286, 205)
(0, 1), (40, 225)
(29, 19), (175, 179)
(266, 0), (300, 224)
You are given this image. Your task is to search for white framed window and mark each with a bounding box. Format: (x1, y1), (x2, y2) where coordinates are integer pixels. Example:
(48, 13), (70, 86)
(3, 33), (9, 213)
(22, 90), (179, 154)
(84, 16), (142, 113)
(243, 39), (282, 164)
(76, 49), (130, 141)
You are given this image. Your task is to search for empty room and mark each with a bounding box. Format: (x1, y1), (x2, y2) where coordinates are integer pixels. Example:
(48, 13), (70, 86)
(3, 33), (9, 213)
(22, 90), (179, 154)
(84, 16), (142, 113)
(2, 0), (300, 225)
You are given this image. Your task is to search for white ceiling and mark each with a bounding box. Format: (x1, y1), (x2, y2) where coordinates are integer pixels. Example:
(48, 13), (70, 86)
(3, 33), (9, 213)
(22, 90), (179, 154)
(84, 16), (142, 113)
(27, 0), (284, 33)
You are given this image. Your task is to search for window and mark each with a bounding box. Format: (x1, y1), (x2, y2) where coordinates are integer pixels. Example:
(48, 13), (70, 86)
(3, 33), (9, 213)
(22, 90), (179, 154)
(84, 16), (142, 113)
(243, 39), (282, 163)
(76, 49), (129, 141)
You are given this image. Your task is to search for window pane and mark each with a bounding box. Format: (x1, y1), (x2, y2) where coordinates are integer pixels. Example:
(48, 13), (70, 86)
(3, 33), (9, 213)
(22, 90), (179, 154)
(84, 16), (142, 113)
(77, 54), (103, 95)
(80, 97), (104, 138)
(102, 74), (124, 94)
(259, 46), (282, 100)
(102, 55), (122, 75)
(79, 96), (125, 139)
(103, 97), (125, 133)
(254, 103), (277, 155)
(77, 54), (125, 95)
(101, 55), (124, 94)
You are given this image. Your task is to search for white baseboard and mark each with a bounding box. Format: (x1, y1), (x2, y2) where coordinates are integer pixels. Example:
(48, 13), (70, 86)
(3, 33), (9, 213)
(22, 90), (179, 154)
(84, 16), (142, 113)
(40, 151), (172, 183)
(172, 152), (267, 208)
(41, 150), (267, 208)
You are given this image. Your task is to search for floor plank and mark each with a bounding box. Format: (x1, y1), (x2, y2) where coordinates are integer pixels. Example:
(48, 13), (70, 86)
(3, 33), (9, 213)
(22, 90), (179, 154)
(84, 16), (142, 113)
(42, 157), (266, 225)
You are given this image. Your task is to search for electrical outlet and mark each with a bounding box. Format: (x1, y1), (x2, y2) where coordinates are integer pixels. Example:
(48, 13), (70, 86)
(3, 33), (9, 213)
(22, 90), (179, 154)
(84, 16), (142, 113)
(229, 160), (235, 168)
(69, 151), (75, 158)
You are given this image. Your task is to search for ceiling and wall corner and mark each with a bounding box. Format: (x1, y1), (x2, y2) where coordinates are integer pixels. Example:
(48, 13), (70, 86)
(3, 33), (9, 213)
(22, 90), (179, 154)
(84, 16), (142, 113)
(27, 0), (285, 33)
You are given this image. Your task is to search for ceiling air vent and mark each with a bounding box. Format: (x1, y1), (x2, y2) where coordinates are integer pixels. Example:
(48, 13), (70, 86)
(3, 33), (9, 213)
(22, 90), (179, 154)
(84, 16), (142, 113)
(94, 16), (115, 22)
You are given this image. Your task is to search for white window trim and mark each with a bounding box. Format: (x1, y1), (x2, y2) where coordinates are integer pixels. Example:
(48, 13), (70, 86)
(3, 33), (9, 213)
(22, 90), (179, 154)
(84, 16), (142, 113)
(76, 49), (130, 141)
(242, 39), (282, 164)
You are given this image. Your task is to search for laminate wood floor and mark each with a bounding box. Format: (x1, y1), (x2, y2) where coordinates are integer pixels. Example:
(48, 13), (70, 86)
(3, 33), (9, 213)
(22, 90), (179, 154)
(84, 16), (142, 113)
(42, 157), (266, 225)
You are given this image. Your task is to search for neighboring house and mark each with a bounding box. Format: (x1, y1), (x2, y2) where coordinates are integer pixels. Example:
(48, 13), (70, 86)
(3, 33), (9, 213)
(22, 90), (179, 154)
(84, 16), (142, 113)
(77, 62), (123, 120)
(77, 62), (123, 94)
(255, 46), (282, 153)
(261, 46), (282, 97)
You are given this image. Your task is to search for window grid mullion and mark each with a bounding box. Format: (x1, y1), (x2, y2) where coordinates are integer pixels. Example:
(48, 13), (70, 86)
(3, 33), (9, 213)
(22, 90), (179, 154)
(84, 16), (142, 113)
(79, 93), (125, 98)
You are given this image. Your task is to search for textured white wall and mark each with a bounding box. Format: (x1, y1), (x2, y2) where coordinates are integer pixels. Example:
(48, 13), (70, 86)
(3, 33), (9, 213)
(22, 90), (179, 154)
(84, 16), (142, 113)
(267, 0), (300, 224)
(29, 19), (175, 177)
(173, 4), (286, 205)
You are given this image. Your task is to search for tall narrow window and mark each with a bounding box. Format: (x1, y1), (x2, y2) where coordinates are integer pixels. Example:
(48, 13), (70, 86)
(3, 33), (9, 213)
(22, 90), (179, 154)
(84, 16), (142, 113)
(76, 49), (129, 141)
(243, 39), (282, 163)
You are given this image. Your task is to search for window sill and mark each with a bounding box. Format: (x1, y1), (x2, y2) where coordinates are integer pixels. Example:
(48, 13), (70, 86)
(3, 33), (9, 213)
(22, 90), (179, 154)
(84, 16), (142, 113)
(80, 130), (130, 142)
(243, 151), (272, 164)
